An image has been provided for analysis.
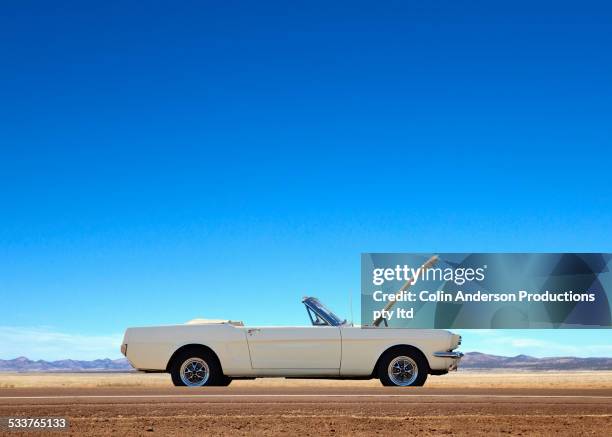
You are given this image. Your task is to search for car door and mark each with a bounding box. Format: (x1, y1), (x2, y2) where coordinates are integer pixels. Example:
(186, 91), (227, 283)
(245, 326), (341, 372)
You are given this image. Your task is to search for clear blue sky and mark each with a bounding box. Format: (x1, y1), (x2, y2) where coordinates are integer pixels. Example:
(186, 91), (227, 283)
(0, 1), (611, 360)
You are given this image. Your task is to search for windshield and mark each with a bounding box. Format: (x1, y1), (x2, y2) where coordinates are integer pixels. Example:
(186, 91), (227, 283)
(302, 297), (345, 326)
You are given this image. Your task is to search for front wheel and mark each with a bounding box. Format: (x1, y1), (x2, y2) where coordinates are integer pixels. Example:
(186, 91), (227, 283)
(217, 375), (233, 386)
(170, 350), (224, 387)
(378, 348), (428, 387)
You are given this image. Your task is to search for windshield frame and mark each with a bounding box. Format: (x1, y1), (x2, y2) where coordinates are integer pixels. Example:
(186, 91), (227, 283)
(302, 297), (345, 326)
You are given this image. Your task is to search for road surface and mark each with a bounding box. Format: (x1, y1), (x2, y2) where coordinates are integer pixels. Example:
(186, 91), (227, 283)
(1, 386), (611, 435)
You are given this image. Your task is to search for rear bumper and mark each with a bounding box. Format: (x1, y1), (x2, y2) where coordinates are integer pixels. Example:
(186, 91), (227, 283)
(433, 351), (464, 371)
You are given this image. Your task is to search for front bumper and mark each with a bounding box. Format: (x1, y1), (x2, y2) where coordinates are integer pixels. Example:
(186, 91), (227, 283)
(433, 351), (464, 371)
(433, 351), (464, 359)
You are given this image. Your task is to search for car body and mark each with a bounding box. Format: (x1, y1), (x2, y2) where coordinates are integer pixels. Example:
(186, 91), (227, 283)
(121, 297), (463, 387)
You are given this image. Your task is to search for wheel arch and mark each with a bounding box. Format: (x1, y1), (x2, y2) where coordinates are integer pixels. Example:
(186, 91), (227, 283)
(371, 344), (430, 377)
(165, 343), (224, 374)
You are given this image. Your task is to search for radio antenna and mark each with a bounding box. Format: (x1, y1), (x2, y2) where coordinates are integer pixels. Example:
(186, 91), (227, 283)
(349, 290), (354, 326)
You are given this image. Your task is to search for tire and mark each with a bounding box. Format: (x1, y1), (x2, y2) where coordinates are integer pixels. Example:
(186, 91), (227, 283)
(378, 347), (429, 387)
(170, 349), (224, 387)
(217, 375), (233, 386)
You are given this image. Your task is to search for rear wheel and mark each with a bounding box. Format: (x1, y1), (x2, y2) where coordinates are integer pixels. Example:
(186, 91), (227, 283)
(170, 349), (224, 387)
(378, 348), (428, 387)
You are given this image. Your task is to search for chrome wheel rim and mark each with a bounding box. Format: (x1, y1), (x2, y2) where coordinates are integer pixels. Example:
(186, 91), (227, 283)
(180, 357), (210, 386)
(388, 356), (418, 386)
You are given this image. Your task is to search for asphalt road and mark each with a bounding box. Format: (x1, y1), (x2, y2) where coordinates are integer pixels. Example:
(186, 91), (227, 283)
(1, 387), (611, 436)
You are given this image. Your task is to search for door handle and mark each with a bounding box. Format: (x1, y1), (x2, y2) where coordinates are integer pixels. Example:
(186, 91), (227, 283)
(247, 328), (261, 335)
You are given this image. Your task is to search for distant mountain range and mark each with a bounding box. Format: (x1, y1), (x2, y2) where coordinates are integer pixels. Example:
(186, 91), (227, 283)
(0, 356), (132, 372)
(1, 353), (611, 372)
(461, 352), (612, 370)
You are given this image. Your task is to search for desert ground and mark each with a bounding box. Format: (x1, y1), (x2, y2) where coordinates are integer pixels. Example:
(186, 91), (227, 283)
(1, 371), (611, 436)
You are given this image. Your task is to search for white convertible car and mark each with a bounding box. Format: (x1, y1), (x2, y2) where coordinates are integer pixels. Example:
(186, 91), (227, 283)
(121, 297), (463, 387)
